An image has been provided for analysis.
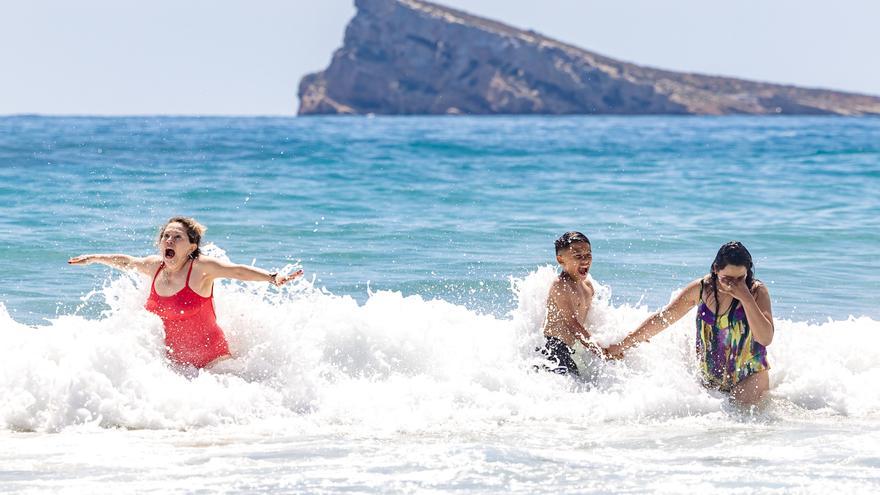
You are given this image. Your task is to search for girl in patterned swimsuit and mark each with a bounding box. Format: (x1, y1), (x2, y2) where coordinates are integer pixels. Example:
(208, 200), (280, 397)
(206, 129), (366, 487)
(69, 216), (303, 370)
(605, 242), (774, 406)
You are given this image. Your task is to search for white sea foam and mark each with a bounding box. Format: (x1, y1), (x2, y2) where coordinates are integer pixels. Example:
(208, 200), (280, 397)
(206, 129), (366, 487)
(1, 257), (879, 434)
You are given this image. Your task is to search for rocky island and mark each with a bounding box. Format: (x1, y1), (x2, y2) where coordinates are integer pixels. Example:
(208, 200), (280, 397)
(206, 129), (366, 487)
(299, 0), (880, 116)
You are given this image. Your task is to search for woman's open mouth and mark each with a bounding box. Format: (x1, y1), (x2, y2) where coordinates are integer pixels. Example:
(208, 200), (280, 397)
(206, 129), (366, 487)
(164, 248), (175, 260)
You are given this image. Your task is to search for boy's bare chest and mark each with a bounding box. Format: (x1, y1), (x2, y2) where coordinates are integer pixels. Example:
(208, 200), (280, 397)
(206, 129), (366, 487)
(571, 287), (592, 321)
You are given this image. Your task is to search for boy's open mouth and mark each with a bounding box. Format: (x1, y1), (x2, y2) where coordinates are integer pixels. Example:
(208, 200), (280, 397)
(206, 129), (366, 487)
(578, 267), (588, 276)
(164, 248), (175, 260)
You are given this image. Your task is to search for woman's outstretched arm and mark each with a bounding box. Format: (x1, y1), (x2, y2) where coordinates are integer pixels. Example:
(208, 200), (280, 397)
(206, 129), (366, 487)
(605, 278), (702, 358)
(68, 254), (159, 276)
(197, 256), (303, 287)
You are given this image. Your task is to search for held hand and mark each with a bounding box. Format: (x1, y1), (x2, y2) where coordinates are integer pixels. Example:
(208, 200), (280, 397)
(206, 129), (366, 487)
(272, 269), (304, 287)
(603, 344), (625, 361)
(584, 340), (604, 357)
(68, 255), (94, 265)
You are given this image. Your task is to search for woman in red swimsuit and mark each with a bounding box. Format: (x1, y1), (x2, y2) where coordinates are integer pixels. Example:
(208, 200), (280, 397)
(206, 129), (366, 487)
(69, 216), (303, 369)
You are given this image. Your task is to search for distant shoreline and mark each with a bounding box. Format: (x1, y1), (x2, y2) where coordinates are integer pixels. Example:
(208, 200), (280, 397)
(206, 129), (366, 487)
(299, 0), (880, 116)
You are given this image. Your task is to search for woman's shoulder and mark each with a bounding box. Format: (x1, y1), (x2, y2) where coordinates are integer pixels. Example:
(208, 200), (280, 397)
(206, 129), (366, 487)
(140, 255), (163, 268)
(191, 255), (231, 273)
(193, 255), (220, 267)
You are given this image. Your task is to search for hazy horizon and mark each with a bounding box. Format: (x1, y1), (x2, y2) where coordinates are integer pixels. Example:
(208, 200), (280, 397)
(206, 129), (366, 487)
(1, 0), (878, 116)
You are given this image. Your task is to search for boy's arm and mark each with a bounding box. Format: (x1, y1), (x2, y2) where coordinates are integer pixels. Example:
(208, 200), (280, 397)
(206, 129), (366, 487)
(606, 279), (702, 357)
(68, 254), (159, 276)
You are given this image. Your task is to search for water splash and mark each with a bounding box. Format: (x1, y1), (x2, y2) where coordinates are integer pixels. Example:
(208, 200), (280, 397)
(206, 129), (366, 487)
(1, 256), (878, 433)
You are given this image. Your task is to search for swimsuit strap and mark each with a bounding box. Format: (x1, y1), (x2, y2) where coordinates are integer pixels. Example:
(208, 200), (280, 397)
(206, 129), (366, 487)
(151, 262), (165, 293)
(185, 258), (195, 286)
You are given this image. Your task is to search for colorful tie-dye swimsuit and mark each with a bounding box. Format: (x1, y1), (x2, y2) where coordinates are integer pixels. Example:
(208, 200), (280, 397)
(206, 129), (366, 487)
(695, 281), (769, 391)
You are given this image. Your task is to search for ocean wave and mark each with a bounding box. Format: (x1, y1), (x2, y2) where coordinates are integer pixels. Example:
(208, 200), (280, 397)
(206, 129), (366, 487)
(1, 259), (878, 433)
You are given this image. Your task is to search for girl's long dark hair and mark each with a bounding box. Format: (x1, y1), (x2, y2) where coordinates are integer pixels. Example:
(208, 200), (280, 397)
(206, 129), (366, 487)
(709, 241), (756, 317)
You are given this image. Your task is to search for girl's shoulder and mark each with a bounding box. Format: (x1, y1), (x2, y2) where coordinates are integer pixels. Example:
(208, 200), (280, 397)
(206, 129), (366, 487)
(691, 275), (713, 293)
(751, 279), (769, 295)
(678, 277), (708, 305)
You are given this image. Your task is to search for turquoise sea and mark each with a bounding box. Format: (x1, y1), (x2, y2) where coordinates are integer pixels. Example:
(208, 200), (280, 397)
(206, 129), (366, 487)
(1, 116), (879, 493)
(1, 116), (878, 323)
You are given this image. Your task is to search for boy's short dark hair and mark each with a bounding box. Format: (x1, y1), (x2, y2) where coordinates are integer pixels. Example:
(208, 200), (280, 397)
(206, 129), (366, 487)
(555, 231), (591, 254)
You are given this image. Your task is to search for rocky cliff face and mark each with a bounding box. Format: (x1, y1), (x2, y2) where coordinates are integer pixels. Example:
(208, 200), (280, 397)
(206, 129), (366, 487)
(299, 0), (880, 115)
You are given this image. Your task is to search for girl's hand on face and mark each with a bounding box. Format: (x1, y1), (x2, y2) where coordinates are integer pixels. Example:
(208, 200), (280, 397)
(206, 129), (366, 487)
(718, 275), (751, 300)
(273, 269), (304, 287)
(68, 255), (93, 265)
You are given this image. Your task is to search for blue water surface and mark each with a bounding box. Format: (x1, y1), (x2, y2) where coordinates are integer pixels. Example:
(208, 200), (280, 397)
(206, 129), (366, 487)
(1, 115), (877, 323)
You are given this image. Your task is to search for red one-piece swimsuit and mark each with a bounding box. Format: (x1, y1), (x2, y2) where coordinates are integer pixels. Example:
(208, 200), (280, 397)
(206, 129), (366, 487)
(145, 259), (230, 368)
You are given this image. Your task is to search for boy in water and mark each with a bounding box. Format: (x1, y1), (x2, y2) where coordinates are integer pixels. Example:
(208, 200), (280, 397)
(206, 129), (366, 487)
(538, 231), (604, 376)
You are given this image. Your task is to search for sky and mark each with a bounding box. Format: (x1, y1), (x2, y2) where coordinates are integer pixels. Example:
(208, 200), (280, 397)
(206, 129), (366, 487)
(1, 0), (878, 116)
